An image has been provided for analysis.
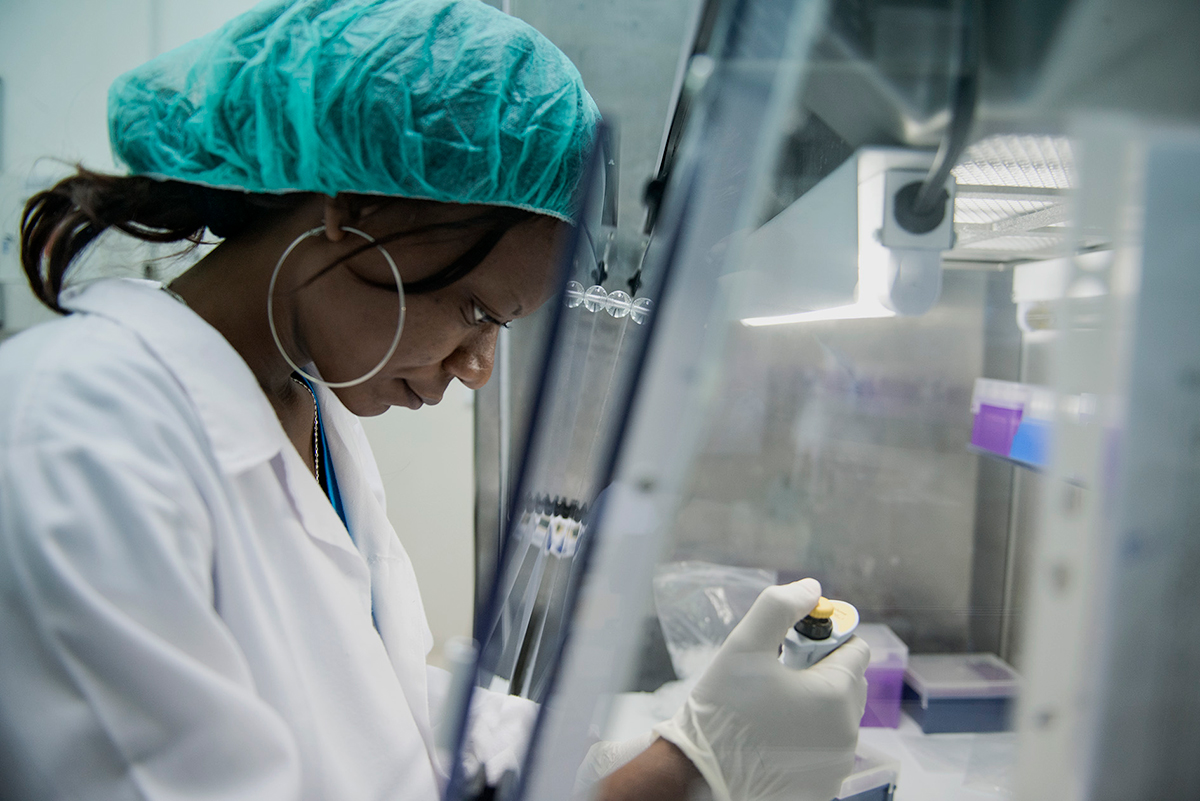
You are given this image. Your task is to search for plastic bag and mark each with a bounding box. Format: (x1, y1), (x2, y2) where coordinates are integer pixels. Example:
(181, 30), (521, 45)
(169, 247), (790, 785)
(652, 561), (777, 679)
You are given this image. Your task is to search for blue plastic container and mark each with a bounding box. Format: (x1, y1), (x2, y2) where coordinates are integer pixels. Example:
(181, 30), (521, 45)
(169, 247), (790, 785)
(901, 653), (1020, 734)
(840, 786), (893, 801)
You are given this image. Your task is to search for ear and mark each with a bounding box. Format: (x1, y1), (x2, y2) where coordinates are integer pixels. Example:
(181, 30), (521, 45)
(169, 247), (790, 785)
(323, 194), (388, 242)
(322, 194), (353, 243)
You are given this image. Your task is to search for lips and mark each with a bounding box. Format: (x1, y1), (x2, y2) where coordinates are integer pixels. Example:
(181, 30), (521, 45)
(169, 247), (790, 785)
(398, 378), (443, 409)
(398, 379), (424, 410)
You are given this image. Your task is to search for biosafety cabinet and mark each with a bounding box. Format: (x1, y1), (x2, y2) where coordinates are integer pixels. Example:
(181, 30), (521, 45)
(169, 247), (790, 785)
(459, 0), (1200, 799)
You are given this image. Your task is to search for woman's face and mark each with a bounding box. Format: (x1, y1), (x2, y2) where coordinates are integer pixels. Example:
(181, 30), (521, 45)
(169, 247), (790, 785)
(274, 199), (568, 417)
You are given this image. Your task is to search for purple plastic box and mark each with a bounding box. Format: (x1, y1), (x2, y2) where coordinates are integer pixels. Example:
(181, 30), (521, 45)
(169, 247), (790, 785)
(968, 379), (1055, 468)
(856, 624), (909, 728)
(970, 403), (1024, 456)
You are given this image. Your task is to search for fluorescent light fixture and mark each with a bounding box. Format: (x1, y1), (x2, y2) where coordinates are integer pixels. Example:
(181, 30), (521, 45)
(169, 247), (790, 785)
(741, 301), (895, 327)
(952, 135), (1074, 190)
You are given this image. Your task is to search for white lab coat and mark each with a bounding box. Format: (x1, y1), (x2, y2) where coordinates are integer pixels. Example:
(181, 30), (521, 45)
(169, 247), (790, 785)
(0, 278), (533, 800)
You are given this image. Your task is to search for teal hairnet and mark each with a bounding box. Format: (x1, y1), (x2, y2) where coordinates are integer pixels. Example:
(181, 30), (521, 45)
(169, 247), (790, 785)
(108, 0), (599, 222)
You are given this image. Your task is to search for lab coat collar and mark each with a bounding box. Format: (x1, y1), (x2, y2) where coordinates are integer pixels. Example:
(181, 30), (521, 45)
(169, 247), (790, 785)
(60, 278), (287, 474)
(63, 279), (372, 562)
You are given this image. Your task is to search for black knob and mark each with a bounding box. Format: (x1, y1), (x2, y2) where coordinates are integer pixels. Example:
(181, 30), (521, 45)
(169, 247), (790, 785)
(795, 615), (833, 641)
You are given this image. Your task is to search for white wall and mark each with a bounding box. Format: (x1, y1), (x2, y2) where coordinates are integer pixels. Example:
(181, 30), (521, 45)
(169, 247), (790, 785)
(0, 0), (149, 331)
(0, 0), (477, 665)
(0, 0), (252, 331)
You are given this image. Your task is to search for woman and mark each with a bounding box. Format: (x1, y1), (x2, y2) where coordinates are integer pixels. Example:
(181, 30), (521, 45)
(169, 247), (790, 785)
(0, 1), (868, 799)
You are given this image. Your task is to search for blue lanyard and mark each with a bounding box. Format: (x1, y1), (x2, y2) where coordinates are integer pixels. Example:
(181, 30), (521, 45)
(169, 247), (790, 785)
(296, 375), (349, 534)
(295, 377), (380, 634)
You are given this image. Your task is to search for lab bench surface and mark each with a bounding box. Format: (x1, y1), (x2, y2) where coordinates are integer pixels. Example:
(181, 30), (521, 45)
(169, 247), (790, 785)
(857, 713), (1014, 800)
(604, 689), (1013, 800)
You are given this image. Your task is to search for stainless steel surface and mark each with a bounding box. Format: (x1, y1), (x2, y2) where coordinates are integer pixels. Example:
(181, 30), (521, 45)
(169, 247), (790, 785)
(662, 269), (989, 653)
(967, 270), (1022, 659)
(1000, 336), (1053, 669)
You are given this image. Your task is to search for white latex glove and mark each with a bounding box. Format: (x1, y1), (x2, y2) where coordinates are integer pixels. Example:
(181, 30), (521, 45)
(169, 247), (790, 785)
(429, 667), (540, 787)
(575, 730), (657, 791)
(461, 688), (540, 786)
(653, 579), (870, 801)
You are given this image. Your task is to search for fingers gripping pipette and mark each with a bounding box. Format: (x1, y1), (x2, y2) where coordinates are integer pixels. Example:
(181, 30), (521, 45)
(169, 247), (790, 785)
(781, 596), (861, 670)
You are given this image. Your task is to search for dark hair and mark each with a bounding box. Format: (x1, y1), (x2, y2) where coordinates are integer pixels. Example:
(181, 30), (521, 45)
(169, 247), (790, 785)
(20, 167), (533, 313)
(301, 206), (532, 296)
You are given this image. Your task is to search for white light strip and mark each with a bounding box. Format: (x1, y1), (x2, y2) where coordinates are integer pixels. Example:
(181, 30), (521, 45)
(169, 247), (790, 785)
(740, 301), (896, 327)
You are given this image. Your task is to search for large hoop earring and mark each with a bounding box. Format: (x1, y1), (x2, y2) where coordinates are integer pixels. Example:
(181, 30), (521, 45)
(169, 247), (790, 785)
(267, 225), (406, 389)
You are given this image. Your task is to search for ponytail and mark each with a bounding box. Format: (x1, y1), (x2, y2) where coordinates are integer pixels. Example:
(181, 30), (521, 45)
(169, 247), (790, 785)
(19, 168), (297, 312)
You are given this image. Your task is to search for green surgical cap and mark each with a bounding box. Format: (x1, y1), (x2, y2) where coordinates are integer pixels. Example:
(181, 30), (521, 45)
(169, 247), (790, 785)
(108, 0), (600, 222)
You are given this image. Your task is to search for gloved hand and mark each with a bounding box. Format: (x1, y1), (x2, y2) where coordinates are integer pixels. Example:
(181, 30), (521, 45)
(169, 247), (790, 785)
(459, 687), (540, 786)
(575, 730), (658, 791)
(653, 579), (869, 801)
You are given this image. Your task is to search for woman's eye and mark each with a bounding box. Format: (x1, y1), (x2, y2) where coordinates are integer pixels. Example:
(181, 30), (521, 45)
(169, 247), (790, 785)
(472, 303), (509, 328)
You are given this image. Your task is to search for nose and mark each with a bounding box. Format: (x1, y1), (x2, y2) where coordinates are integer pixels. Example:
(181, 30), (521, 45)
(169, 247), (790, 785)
(443, 326), (497, 391)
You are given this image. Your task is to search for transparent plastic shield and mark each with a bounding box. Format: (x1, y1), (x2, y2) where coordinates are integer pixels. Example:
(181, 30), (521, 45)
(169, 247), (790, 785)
(453, 1), (1200, 799)
(573, 3), (1198, 799)
(523, 3), (1062, 800)
(584, 3), (1040, 796)
(444, 122), (662, 800)
(473, 163), (655, 707)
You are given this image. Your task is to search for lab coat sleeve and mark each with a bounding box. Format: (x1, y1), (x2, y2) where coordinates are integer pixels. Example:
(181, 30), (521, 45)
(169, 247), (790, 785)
(427, 666), (539, 786)
(0, 354), (301, 800)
